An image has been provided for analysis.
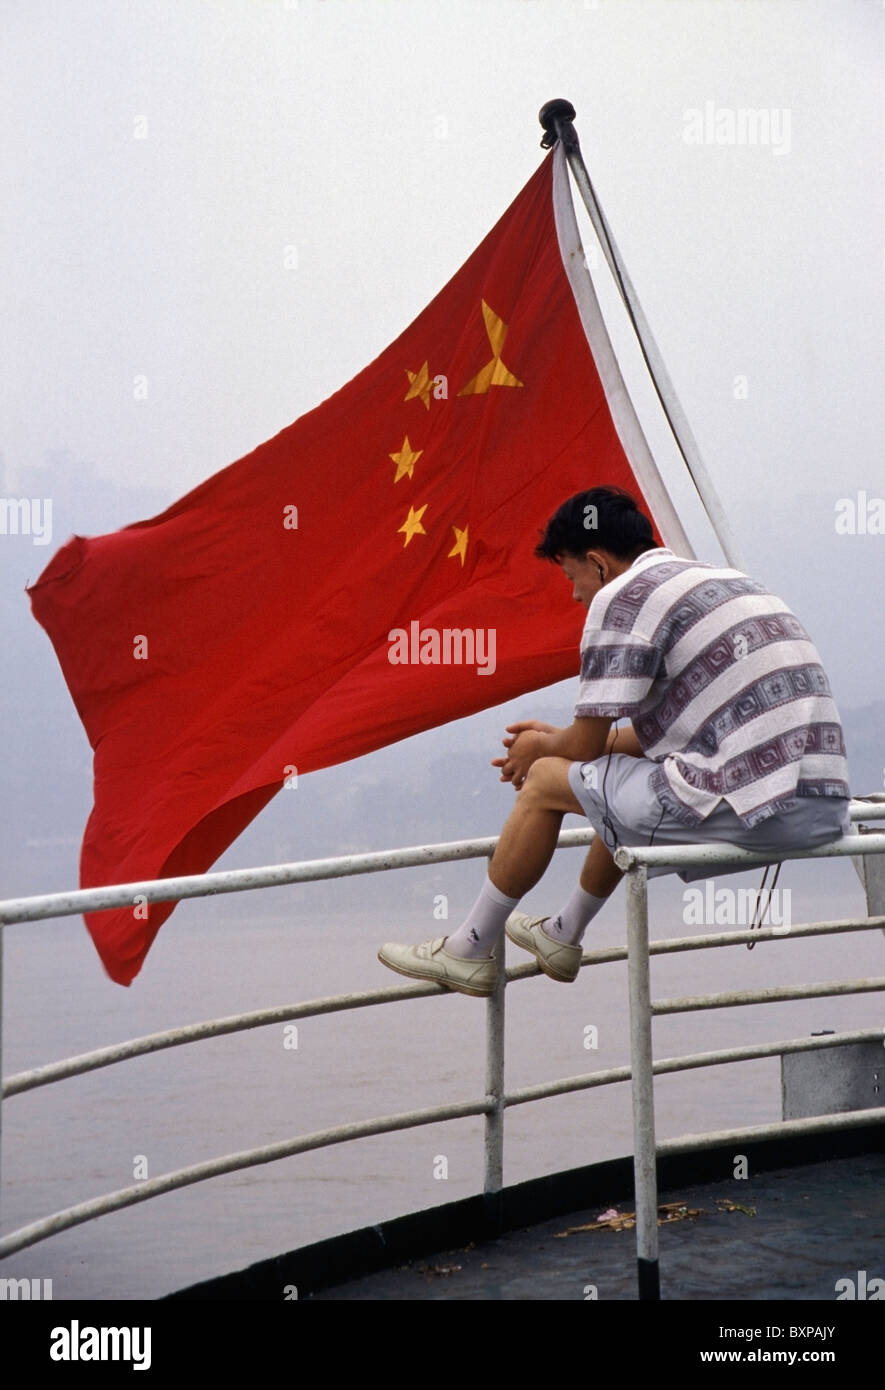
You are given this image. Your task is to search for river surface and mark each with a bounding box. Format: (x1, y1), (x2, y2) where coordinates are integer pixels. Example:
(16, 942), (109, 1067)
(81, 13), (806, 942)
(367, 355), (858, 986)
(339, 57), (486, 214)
(1, 850), (880, 1300)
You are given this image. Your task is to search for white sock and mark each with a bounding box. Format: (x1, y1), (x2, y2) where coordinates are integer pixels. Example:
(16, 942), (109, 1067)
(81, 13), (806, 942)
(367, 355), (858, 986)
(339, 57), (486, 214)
(445, 876), (521, 959)
(545, 886), (608, 946)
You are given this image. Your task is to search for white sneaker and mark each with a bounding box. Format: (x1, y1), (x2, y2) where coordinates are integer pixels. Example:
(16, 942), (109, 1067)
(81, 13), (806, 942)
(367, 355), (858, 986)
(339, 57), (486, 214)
(505, 912), (583, 983)
(377, 936), (496, 997)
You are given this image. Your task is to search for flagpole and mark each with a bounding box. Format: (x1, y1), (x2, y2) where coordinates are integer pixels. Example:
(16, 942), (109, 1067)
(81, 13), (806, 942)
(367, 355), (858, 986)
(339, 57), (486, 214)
(539, 99), (746, 572)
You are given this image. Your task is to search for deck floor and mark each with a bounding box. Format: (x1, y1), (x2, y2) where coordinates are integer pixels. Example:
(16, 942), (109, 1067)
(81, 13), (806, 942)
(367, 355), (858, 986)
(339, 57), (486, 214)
(309, 1152), (885, 1300)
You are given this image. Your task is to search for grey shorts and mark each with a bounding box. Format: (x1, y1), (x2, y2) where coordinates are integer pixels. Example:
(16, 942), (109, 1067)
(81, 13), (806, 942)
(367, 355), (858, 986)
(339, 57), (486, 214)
(567, 754), (852, 882)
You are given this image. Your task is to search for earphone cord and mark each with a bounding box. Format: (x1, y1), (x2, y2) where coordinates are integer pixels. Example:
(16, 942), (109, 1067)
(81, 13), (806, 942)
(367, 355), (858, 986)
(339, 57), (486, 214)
(603, 729), (776, 920)
(647, 800), (667, 847)
(747, 861), (782, 951)
(600, 741), (620, 851)
(600, 728), (667, 851)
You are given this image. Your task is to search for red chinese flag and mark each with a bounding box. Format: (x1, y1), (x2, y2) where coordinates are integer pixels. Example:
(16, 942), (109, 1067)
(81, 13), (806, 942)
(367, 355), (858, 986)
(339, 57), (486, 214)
(28, 146), (687, 984)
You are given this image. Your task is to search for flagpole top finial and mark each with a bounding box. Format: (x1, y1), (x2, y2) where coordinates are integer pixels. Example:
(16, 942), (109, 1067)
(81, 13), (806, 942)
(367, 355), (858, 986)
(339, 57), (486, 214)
(539, 99), (578, 150)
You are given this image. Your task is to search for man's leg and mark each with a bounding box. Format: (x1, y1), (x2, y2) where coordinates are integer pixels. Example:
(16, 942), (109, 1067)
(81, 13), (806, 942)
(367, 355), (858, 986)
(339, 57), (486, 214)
(378, 755), (632, 993)
(483, 724), (640, 897)
(541, 727), (644, 945)
(446, 756), (635, 958)
(581, 833), (624, 895)
(378, 756), (588, 994)
(538, 833), (625, 946)
(444, 757), (584, 958)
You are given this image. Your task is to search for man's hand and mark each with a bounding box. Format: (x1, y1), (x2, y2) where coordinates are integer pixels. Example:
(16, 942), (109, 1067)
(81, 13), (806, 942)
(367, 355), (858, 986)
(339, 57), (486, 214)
(497, 719), (561, 753)
(492, 716), (613, 790)
(492, 727), (547, 789)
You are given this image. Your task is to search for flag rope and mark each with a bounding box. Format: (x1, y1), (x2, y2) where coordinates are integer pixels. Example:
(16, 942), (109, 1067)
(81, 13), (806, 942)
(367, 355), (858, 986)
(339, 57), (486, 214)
(541, 99), (746, 571)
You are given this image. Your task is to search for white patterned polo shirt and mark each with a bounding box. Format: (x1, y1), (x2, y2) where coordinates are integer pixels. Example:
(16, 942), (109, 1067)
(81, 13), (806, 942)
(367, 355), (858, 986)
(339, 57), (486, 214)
(574, 548), (850, 827)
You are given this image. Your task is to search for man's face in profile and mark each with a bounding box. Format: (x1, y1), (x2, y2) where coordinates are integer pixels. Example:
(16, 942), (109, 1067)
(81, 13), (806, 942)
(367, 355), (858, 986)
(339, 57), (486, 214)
(560, 552), (602, 609)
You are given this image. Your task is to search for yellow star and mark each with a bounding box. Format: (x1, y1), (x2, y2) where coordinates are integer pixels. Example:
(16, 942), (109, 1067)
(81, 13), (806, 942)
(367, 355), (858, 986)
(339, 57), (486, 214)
(448, 524), (469, 566)
(458, 300), (524, 395)
(390, 435), (423, 483)
(404, 361), (434, 410)
(398, 503), (428, 547)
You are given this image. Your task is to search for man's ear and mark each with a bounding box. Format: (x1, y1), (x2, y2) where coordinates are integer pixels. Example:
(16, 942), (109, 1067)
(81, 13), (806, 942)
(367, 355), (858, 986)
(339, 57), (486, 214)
(585, 549), (608, 582)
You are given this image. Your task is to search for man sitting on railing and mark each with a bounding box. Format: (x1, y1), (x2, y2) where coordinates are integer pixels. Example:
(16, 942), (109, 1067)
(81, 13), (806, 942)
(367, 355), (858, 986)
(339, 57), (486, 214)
(378, 486), (851, 997)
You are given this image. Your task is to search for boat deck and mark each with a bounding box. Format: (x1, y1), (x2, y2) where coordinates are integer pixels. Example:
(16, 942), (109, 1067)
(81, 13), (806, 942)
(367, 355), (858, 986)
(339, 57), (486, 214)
(308, 1152), (884, 1301)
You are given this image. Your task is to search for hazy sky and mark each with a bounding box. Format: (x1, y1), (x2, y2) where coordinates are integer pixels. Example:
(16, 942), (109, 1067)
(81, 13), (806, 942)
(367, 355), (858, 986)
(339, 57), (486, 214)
(4, 0), (884, 714)
(4, 5), (883, 1303)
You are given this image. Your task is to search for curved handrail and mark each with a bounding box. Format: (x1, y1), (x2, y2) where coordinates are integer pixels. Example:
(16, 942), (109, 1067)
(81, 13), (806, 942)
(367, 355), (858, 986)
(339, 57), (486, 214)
(2, 1027), (881, 1260)
(1, 807), (884, 1290)
(4, 914), (884, 1098)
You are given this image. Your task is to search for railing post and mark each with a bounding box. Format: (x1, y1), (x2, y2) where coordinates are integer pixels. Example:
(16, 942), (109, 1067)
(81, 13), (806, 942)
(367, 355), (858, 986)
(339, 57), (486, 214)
(0, 918), (4, 1231)
(853, 814), (885, 934)
(483, 871), (506, 1216)
(625, 864), (660, 1300)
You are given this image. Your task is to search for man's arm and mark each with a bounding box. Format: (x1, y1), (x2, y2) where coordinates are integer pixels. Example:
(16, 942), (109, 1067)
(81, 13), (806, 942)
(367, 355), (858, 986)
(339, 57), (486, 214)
(493, 716), (611, 787)
(604, 722), (644, 758)
(537, 716), (612, 762)
(493, 717), (643, 787)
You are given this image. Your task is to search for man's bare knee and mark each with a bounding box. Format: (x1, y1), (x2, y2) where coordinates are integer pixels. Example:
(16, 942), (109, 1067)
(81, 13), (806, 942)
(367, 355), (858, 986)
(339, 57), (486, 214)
(520, 757), (584, 815)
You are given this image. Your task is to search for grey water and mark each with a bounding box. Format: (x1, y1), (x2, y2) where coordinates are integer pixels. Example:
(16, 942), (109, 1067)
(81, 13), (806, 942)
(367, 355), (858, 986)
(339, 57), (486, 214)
(1, 848), (880, 1301)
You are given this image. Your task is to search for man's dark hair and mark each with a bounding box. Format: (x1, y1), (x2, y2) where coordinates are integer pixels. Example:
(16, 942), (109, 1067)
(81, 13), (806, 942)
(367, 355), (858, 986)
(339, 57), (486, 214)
(535, 486), (657, 562)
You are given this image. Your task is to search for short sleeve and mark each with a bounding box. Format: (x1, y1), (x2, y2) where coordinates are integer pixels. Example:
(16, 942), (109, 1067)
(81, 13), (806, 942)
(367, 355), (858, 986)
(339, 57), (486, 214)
(574, 626), (663, 718)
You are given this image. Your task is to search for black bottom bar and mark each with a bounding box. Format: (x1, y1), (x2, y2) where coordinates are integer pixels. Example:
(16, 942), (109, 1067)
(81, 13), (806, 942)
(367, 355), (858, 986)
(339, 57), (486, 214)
(9, 1301), (883, 1373)
(638, 1257), (660, 1301)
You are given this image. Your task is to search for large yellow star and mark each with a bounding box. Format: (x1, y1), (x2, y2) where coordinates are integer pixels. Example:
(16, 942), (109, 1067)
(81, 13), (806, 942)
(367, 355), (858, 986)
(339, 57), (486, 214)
(458, 301), (524, 395)
(390, 436), (423, 483)
(404, 362), (434, 410)
(448, 524), (469, 566)
(398, 503), (428, 547)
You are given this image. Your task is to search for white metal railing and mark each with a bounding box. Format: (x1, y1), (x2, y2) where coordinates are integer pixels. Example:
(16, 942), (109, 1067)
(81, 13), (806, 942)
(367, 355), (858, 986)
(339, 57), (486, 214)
(1, 799), (884, 1297)
(615, 797), (885, 1300)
